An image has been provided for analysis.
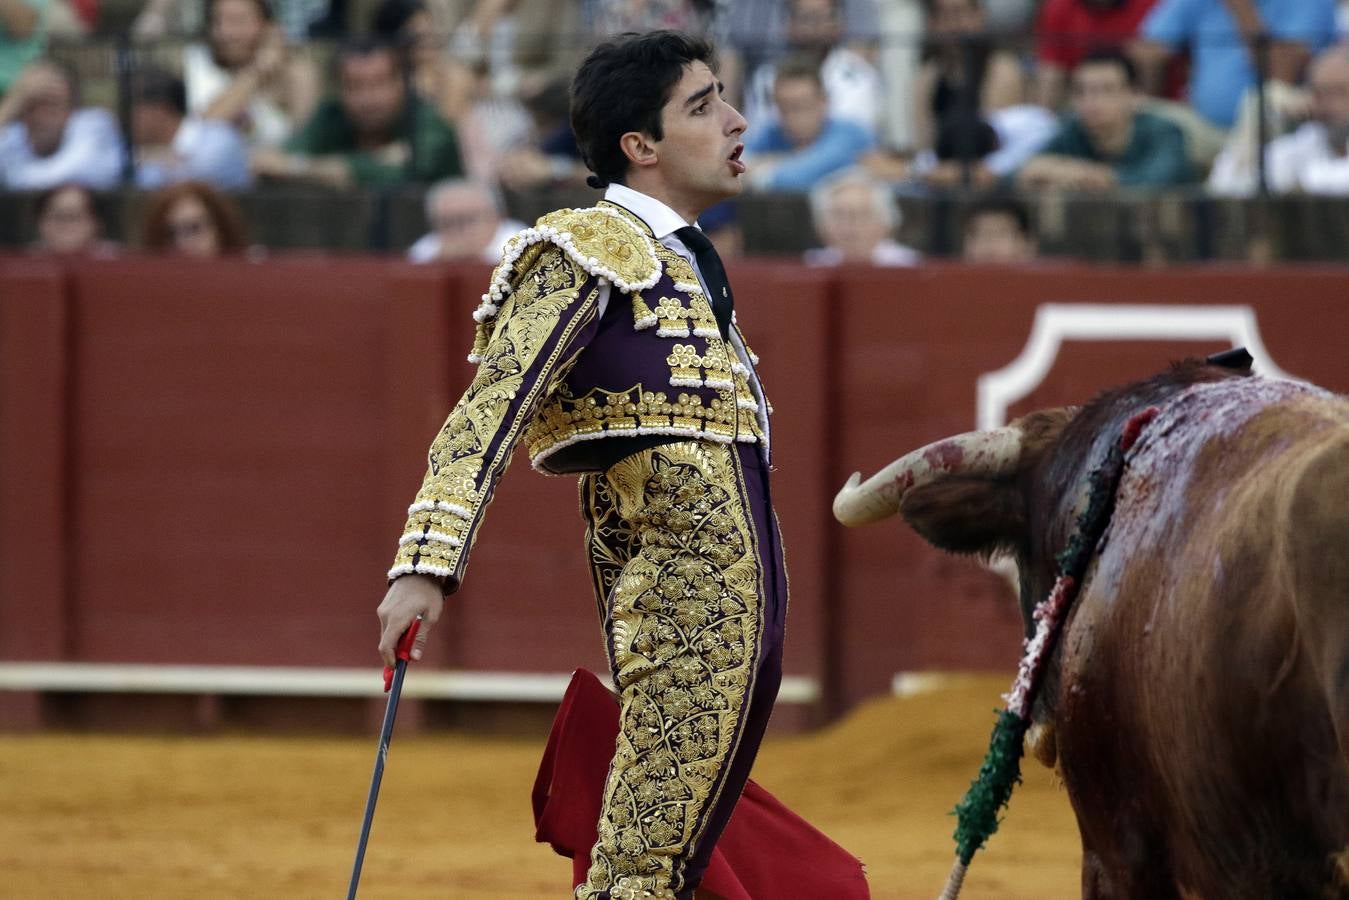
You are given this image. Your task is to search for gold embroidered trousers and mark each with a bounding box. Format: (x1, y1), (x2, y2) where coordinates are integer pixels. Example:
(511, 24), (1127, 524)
(575, 440), (788, 900)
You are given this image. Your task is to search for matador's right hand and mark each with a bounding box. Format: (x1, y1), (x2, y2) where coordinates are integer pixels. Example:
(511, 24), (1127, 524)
(376, 574), (446, 668)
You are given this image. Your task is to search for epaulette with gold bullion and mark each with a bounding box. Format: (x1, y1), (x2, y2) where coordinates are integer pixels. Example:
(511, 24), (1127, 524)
(468, 206), (660, 362)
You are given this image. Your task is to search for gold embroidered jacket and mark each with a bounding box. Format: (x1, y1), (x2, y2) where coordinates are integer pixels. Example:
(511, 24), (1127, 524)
(389, 201), (771, 588)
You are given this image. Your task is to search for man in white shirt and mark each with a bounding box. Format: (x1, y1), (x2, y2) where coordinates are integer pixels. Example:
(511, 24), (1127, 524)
(1209, 46), (1349, 197)
(131, 67), (250, 190)
(406, 177), (525, 264)
(0, 59), (123, 190)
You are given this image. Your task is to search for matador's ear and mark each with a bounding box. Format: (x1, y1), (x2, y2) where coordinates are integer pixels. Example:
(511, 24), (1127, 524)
(618, 131), (658, 171)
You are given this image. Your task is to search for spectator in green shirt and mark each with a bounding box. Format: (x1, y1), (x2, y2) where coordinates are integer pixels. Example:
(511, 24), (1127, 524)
(1018, 47), (1191, 192)
(251, 38), (462, 189)
(0, 0), (46, 95)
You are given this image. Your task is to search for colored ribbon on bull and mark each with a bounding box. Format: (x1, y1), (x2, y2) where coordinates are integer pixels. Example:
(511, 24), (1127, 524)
(938, 407), (1159, 900)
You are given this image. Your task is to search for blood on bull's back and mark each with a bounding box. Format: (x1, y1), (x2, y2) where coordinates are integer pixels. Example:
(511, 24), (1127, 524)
(1058, 377), (1349, 899)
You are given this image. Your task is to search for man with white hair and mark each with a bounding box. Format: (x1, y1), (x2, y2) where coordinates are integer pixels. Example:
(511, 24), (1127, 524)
(1209, 45), (1349, 197)
(804, 167), (920, 266)
(407, 177), (526, 263)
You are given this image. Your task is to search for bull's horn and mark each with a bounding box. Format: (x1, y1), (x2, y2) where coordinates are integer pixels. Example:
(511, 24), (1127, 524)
(832, 427), (1024, 526)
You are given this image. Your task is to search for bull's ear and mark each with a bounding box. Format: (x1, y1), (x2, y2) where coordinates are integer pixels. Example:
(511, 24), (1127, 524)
(899, 475), (1024, 558)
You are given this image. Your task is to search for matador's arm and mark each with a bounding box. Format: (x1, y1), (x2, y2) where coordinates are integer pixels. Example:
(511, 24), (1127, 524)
(388, 244), (602, 590)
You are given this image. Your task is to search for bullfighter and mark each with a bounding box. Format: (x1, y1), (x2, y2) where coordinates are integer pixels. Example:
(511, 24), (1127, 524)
(375, 30), (795, 900)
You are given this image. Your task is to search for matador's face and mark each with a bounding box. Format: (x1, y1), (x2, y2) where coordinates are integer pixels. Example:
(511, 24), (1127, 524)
(651, 61), (748, 212)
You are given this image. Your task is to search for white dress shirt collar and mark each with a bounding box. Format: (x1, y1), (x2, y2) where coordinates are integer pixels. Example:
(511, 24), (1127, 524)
(603, 182), (698, 239)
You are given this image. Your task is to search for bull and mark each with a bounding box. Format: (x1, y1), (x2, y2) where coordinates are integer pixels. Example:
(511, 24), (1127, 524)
(833, 359), (1349, 899)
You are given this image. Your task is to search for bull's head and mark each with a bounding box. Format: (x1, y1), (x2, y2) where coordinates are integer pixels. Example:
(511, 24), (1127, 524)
(834, 360), (1253, 624)
(833, 408), (1080, 630)
(834, 410), (1081, 769)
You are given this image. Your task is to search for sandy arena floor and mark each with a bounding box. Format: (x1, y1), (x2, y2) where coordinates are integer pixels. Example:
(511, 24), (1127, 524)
(0, 675), (1081, 899)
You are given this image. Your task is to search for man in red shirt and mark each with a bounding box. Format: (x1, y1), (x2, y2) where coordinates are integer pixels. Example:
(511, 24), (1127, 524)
(1035, 0), (1158, 108)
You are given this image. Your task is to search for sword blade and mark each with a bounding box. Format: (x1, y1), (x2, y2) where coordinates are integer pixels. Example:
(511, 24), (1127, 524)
(346, 657), (410, 899)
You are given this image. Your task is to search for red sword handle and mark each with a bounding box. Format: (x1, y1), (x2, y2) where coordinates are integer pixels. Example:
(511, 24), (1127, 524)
(383, 617), (422, 693)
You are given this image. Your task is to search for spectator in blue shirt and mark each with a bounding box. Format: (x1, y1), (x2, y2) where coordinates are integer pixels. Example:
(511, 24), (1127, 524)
(744, 54), (874, 192)
(1133, 0), (1337, 129)
(131, 67), (251, 190)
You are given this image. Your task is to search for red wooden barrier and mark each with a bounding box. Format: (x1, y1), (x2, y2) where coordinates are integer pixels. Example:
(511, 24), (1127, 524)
(0, 258), (70, 727)
(2, 256), (1347, 726)
(0, 259), (69, 660)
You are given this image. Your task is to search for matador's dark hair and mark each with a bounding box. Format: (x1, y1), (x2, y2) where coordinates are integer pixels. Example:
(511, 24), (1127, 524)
(569, 30), (716, 190)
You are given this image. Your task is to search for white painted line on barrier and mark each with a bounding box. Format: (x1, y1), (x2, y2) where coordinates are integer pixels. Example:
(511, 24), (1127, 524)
(891, 672), (952, 697)
(0, 663), (820, 704)
(978, 303), (1297, 430)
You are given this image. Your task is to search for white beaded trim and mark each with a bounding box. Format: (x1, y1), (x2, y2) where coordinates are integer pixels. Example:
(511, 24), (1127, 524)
(531, 424), (739, 471)
(730, 362), (749, 376)
(407, 500), (473, 520)
(657, 325), (691, 338)
(737, 397), (759, 411)
(634, 314), (658, 331)
(470, 207), (660, 333)
(388, 561), (453, 579)
(398, 530), (463, 548)
(669, 376), (703, 388)
(703, 377), (733, 389)
(673, 281), (704, 295)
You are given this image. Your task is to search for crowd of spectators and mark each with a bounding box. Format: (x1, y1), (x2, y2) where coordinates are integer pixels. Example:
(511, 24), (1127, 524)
(4, 0), (1349, 262)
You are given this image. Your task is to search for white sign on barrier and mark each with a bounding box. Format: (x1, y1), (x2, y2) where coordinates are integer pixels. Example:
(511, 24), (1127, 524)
(976, 303), (1296, 430)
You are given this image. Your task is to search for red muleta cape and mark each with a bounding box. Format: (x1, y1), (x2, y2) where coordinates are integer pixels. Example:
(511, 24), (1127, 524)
(532, 669), (871, 899)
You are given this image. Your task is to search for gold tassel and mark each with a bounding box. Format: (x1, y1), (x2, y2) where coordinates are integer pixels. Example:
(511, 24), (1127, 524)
(631, 291), (656, 329)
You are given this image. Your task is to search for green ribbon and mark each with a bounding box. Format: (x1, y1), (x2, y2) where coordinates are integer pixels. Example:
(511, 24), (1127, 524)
(952, 709), (1027, 864)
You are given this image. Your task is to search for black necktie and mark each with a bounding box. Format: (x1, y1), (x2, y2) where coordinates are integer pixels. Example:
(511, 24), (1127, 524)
(674, 226), (734, 340)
